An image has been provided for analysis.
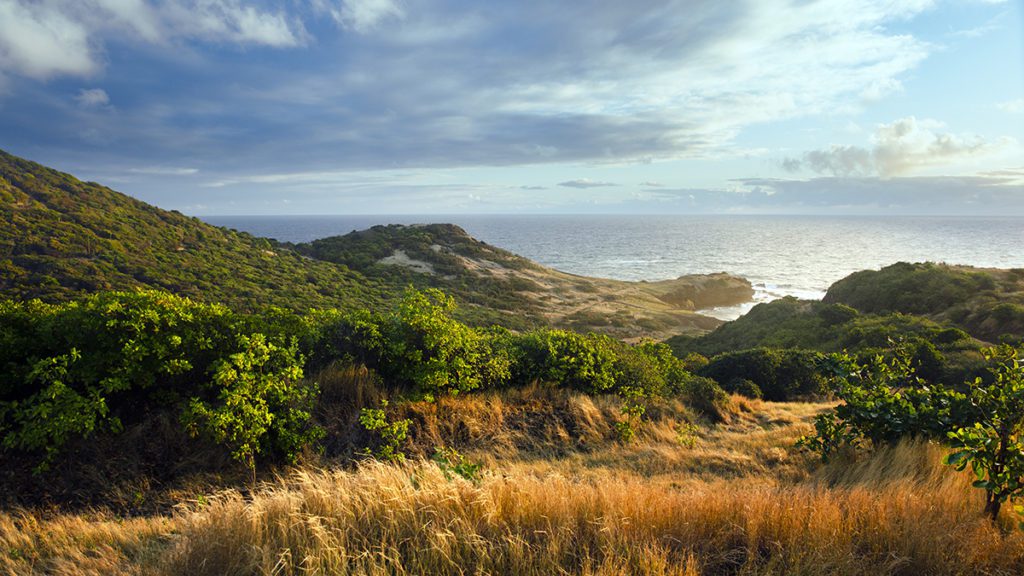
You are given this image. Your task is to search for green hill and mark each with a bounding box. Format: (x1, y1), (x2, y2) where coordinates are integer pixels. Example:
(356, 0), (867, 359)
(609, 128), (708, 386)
(0, 150), (380, 312)
(0, 150), (751, 338)
(823, 262), (1024, 343)
(289, 222), (753, 338)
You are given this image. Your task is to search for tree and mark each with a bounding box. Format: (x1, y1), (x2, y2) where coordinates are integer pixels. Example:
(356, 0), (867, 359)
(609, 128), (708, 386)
(945, 345), (1024, 523)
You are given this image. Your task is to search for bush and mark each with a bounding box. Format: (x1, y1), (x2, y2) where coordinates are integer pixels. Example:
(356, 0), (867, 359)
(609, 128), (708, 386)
(700, 348), (825, 401)
(679, 375), (730, 421)
(0, 291), (321, 470)
(725, 377), (762, 399)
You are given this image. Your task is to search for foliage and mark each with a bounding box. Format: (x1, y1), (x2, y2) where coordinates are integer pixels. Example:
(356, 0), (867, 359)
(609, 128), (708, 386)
(184, 334), (322, 475)
(799, 342), (1024, 524)
(0, 150), (381, 314)
(824, 262), (1024, 342)
(0, 290), (321, 470)
(675, 421), (700, 448)
(511, 329), (620, 394)
(679, 375), (731, 422)
(725, 377), (762, 399)
(945, 345), (1024, 523)
(340, 288), (513, 397)
(799, 347), (972, 460)
(359, 400), (411, 462)
(431, 446), (484, 482)
(667, 296), (983, 387)
(699, 348), (826, 401)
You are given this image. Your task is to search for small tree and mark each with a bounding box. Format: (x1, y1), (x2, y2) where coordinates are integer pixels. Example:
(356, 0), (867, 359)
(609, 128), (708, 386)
(945, 345), (1024, 524)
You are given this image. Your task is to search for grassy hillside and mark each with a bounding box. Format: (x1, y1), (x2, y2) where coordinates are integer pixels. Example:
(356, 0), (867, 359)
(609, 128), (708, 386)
(0, 149), (748, 338)
(6, 392), (1024, 575)
(0, 150), (380, 312)
(823, 262), (1024, 343)
(667, 296), (975, 358)
(292, 222), (752, 339)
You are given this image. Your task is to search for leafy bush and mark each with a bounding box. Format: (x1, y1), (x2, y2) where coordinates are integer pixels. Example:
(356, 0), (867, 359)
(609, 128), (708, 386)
(432, 446), (484, 482)
(945, 346), (1024, 523)
(679, 375), (730, 422)
(0, 290), (321, 470)
(184, 334), (321, 475)
(700, 348), (825, 401)
(359, 399), (411, 462)
(510, 329), (620, 394)
(798, 343), (1024, 527)
(725, 377), (762, 399)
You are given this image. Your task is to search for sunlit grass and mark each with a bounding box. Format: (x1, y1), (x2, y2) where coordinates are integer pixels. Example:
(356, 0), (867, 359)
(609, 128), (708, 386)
(3, 391), (1023, 575)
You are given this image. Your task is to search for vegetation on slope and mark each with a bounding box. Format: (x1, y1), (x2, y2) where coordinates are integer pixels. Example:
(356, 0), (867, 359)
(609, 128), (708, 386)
(0, 288), (729, 509)
(0, 149), (745, 338)
(824, 262), (1024, 343)
(0, 150), (382, 312)
(288, 221), (752, 338)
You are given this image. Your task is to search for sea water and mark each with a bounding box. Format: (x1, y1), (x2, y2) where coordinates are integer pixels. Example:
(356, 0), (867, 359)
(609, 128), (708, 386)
(202, 214), (1024, 320)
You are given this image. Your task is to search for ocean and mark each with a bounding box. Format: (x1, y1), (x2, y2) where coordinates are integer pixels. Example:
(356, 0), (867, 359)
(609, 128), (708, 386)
(202, 215), (1024, 320)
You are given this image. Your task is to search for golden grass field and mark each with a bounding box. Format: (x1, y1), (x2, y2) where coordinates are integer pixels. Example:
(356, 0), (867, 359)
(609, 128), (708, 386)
(3, 388), (1023, 575)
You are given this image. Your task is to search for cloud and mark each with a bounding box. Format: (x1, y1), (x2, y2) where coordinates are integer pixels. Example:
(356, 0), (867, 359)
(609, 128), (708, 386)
(0, 0), (304, 81)
(520, 185), (547, 190)
(75, 88), (109, 107)
(0, 0), (945, 170)
(313, 0), (404, 32)
(127, 166), (198, 176)
(731, 174), (1024, 212)
(998, 99), (1024, 114)
(0, 1), (96, 79)
(558, 179), (617, 189)
(783, 117), (1005, 177)
(640, 181), (664, 187)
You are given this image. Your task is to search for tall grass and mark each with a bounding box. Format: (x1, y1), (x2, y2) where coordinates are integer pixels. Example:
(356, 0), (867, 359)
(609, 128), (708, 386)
(3, 391), (1023, 575)
(160, 441), (1024, 576)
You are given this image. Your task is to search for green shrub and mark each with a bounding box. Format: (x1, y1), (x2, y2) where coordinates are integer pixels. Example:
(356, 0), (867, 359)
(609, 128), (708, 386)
(679, 375), (730, 421)
(359, 399), (411, 462)
(725, 377), (762, 399)
(700, 348), (825, 401)
(0, 290), (321, 470)
(184, 333), (321, 476)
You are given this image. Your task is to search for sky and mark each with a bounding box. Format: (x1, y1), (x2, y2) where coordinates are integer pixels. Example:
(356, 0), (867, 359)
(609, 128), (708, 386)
(0, 0), (1022, 215)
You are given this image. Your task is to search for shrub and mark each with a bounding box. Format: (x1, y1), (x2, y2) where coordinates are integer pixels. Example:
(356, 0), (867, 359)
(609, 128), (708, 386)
(0, 291), (321, 471)
(725, 377), (762, 399)
(359, 399), (410, 462)
(184, 334), (322, 476)
(679, 375), (730, 421)
(700, 348), (825, 401)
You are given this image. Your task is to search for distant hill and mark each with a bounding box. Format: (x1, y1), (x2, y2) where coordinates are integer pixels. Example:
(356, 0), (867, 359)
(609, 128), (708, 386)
(824, 262), (1024, 343)
(288, 222), (753, 339)
(0, 150), (751, 339)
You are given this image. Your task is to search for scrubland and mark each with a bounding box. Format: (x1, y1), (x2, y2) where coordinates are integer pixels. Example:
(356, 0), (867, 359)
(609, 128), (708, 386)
(3, 385), (1022, 576)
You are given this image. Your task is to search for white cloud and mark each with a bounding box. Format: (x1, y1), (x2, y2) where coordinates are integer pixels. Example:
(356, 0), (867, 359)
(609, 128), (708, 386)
(0, 0), (96, 79)
(785, 117), (1010, 177)
(313, 0), (403, 32)
(127, 166), (198, 175)
(0, 0), (305, 82)
(558, 179), (616, 189)
(998, 99), (1024, 114)
(75, 87), (110, 107)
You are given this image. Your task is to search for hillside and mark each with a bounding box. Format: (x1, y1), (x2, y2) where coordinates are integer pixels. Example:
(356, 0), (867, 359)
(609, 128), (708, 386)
(0, 149), (751, 338)
(823, 262), (1024, 343)
(291, 223), (753, 339)
(0, 150), (380, 312)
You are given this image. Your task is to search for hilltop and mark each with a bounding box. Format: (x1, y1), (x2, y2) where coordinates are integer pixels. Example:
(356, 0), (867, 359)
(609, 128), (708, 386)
(0, 149), (751, 338)
(290, 223), (752, 339)
(823, 261), (1024, 343)
(0, 150), (380, 312)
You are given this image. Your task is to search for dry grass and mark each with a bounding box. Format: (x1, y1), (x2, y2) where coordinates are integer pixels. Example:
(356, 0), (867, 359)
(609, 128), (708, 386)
(4, 390), (1024, 575)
